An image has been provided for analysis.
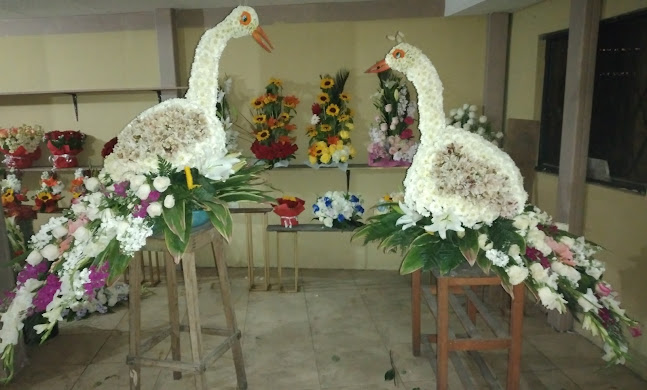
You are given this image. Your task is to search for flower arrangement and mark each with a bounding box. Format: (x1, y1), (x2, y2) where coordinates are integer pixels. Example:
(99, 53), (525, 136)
(249, 78), (300, 167)
(44, 130), (87, 168)
(272, 196), (305, 227)
(0, 125), (44, 169)
(375, 191), (404, 215)
(306, 70), (356, 168)
(69, 168), (89, 201)
(101, 137), (118, 158)
(446, 104), (503, 146)
(1, 170), (30, 217)
(312, 191), (364, 229)
(216, 77), (239, 152)
(367, 69), (418, 166)
(357, 42), (641, 365)
(32, 171), (64, 213)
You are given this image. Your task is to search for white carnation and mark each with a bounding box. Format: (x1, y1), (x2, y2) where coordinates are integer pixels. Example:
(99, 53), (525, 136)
(146, 202), (163, 217)
(84, 177), (100, 192)
(537, 286), (567, 313)
(135, 184), (151, 200)
(506, 265), (528, 285)
(40, 244), (59, 261)
(153, 176), (171, 192)
(25, 250), (44, 266)
(164, 195), (176, 208)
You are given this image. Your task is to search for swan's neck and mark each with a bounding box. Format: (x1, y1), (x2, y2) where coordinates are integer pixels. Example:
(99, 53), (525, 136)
(407, 59), (446, 140)
(184, 24), (229, 109)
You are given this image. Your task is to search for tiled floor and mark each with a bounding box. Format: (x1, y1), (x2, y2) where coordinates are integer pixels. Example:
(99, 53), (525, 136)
(6, 268), (646, 390)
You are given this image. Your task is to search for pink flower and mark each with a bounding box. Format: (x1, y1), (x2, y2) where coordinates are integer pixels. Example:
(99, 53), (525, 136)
(68, 216), (89, 234)
(404, 116), (414, 125)
(630, 326), (642, 338)
(595, 282), (613, 297)
(58, 236), (73, 254)
(545, 236), (575, 266)
(400, 128), (413, 139)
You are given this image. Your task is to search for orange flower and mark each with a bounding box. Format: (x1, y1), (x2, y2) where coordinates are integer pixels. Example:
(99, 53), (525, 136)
(284, 123), (296, 131)
(251, 97), (265, 109)
(278, 135), (293, 144)
(267, 117), (278, 129)
(327, 136), (340, 145)
(264, 94), (278, 104)
(71, 177), (84, 187)
(43, 178), (58, 187)
(283, 95), (300, 108)
(271, 121), (284, 130)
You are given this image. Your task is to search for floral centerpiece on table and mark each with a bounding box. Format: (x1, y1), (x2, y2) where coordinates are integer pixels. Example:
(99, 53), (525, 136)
(446, 104), (503, 146)
(272, 196), (305, 227)
(249, 78), (300, 167)
(367, 69), (418, 166)
(313, 191), (364, 229)
(32, 171), (64, 213)
(44, 130), (87, 168)
(0, 125), (44, 169)
(306, 70), (356, 169)
(356, 42), (641, 365)
(216, 77), (240, 152)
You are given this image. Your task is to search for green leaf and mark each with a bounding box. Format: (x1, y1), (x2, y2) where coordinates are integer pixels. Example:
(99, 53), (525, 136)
(476, 250), (491, 274)
(164, 225), (189, 259)
(107, 252), (132, 285)
(433, 240), (467, 275)
(489, 220), (526, 253)
(162, 198), (186, 238)
(458, 229), (480, 266)
(203, 200), (233, 242)
(400, 233), (440, 274)
(384, 368), (395, 381)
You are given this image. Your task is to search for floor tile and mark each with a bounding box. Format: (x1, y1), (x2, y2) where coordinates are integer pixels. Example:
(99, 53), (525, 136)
(3, 364), (85, 390)
(71, 362), (161, 390)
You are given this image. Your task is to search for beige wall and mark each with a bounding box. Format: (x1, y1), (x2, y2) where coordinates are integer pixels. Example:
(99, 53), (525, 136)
(507, 0), (647, 373)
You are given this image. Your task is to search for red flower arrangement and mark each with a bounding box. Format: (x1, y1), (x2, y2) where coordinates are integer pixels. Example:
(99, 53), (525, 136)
(249, 78), (300, 167)
(1, 171), (35, 220)
(44, 130), (86, 168)
(0, 125), (44, 169)
(32, 171), (63, 213)
(272, 196), (306, 227)
(101, 137), (118, 158)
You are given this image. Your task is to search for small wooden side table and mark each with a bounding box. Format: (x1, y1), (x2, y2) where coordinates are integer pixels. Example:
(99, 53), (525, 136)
(230, 207), (272, 291)
(266, 224), (355, 293)
(127, 224), (247, 390)
(411, 264), (524, 390)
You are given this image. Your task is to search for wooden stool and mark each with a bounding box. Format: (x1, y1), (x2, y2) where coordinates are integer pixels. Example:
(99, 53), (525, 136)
(411, 264), (524, 390)
(127, 224), (247, 390)
(230, 207), (272, 291)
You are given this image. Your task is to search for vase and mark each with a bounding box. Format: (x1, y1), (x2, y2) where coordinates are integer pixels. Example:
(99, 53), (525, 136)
(192, 210), (210, 228)
(1, 146), (40, 169)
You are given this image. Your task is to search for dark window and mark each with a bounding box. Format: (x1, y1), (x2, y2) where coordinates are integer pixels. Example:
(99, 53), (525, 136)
(538, 9), (647, 191)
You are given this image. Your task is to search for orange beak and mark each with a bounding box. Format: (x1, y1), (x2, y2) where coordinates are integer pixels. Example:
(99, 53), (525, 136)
(365, 59), (390, 73)
(252, 26), (273, 53)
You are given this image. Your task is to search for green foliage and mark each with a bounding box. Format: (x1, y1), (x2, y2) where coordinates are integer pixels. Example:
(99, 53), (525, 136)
(202, 200), (233, 242)
(458, 228), (480, 266)
(488, 219), (526, 253)
(163, 198), (186, 238)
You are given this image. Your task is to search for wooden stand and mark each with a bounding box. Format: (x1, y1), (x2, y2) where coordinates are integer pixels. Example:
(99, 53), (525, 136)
(127, 224), (247, 390)
(230, 207), (272, 291)
(411, 264), (524, 390)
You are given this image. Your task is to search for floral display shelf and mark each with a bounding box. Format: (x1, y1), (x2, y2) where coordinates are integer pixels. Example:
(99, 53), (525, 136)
(266, 223), (356, 292)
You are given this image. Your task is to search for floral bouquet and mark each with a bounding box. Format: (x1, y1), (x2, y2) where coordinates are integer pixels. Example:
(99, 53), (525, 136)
(249, 78), (300, 167)
(272, 196), (305, 227)
(44, 130), (87, 168)
(0, 125), (44, 169)
(1, 170), (32, 219)
(216, 77), (240, 152)
(367, 69), (418, 166)
(101, 137), (118, 158)
(32, 171), (64, 213)
(69, 168), (90, 202)
(306, 70), (356, 169)
(312, 191), (364, 229)
(446, 104), (503, 146)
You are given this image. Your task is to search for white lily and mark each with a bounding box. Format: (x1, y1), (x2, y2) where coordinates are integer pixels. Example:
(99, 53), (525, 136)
(423, 208), (464, 239)
(395, 202), (422, 230)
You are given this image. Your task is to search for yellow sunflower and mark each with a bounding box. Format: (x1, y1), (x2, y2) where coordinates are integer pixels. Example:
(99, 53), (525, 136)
(255, 129), (270, 141)
(37, 192), (53, 201)
(271, 121), (284, 130)
(1, 189), (14, 204)
(320, 124), (332, 132)
(338, 114), (350, 122)
(251, 97), (265, 109)
(317, 92), (330, 105)
(348, 108), (355, 117)
(326, 104), (340, 116)
(279, 112), (290, 121)
(306, 125), (318, 137)
(264, 94), (278, 104)
(269, 77), (282, 87)
(253, 114), (267, 124)
(340, 92), (350, 101)
(320, 78), (334, 89)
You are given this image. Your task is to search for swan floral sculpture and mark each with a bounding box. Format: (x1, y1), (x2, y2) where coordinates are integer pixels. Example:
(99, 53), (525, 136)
(356, 42), (642, 364)
(0, 6), (274, 382)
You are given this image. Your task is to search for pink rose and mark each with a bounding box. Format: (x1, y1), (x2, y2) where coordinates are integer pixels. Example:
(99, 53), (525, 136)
(595, 282), (613, 297)
(404, 116), (414, 125)
(58, 236), (73, 254)
(630, 326), (642, 338)
(68, 216), (89, 234)
(400, 128), (413, 139)
(545, 236), (575, 266)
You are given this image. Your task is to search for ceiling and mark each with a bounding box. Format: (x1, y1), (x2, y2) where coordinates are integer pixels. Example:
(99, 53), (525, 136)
(444, 0), (543, 16)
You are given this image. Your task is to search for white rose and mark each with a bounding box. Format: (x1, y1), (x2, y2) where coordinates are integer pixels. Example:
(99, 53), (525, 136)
(25, 250), (44, 266)
(479, 115), (487, 123)
(529, 262), (548, 284)
(146, 202), (163, 218)
(83, 177), (100, 192)
(71, 202), (87, 215)
(153, 176), (171, 192)
(506, 265), (528, 285)
(469, 104), (477, 112)
(130, 175), (147, 189)
(478, 234), (493, 250)
(537, 287), (566, 313)
(385, 104), (392, 113)
(51, 225), (68, 239)
(135, 184), (151, 200)
(116, 220), (130, 236)
(73, 226), (91, 243)
(508, 244), (520, 257)
(40, 244), (60, 261)
(164, 195), (175, 208)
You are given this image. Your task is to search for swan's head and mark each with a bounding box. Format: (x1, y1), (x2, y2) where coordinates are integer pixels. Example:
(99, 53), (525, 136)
(365, 43), (423, 76)
(224, 6), (273, 52)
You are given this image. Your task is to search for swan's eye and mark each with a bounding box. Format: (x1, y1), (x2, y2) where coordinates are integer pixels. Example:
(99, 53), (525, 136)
(240, 11), (251, 25)
(392, 49), (406, 59)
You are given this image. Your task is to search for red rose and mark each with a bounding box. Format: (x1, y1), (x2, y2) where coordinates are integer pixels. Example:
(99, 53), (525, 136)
(400, 128), (413, 139)
(404, 116), (414, 125)
(311, 103), (322, 115)
(101, 137), (118, 158)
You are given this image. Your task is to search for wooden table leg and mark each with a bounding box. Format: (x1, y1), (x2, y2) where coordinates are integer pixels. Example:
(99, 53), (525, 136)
(436, 276), (449, 390)
(246, 214), (255, 290)
(263, 213), (270, 290)
(213, 241), (248, 389)
(181, 253), (207, 390)
(277, 232), (282, 291)
(467, 285), (478, 324)
(411, 270), (421, 357)
(507, 283), (525, 390)
(165, 252), (182, 380)
(128, 252), (142, 390)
